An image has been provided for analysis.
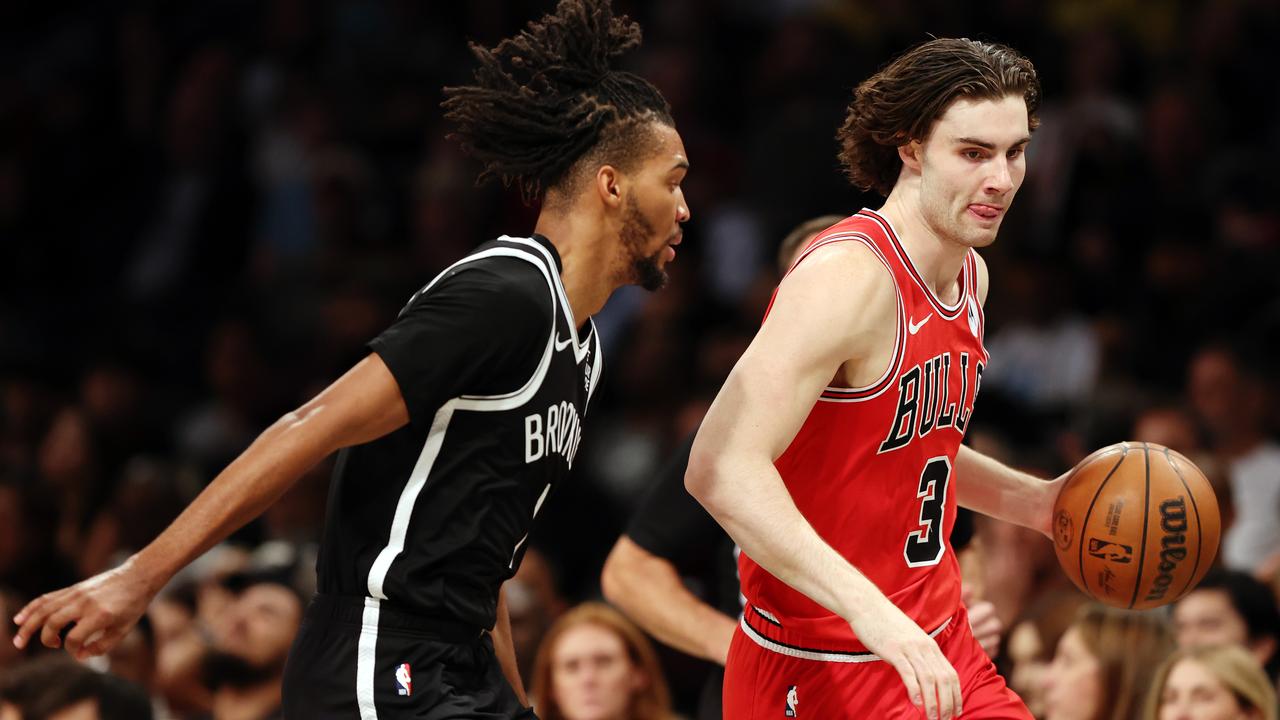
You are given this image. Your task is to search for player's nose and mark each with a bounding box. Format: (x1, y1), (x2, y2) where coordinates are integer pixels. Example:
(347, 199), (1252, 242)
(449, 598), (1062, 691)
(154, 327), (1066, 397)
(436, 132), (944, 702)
(985, 158), (1014, 194)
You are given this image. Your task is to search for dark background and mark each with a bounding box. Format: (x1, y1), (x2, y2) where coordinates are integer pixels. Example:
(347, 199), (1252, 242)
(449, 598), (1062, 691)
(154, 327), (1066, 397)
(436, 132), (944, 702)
(2, 0), (1279, 715)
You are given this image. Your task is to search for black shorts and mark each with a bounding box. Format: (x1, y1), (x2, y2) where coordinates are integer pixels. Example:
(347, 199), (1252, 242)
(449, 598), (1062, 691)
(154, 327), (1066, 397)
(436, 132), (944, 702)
(282, 594), (538, 719)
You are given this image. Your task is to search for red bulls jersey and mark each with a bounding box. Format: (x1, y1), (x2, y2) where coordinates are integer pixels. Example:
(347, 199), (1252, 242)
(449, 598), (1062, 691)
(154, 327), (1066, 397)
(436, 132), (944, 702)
(739, 208), (989, 658)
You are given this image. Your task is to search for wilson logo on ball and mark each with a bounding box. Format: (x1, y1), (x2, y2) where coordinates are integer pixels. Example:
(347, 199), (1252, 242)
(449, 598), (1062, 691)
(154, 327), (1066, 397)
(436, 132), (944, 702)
(1144, 497), (1189, 603)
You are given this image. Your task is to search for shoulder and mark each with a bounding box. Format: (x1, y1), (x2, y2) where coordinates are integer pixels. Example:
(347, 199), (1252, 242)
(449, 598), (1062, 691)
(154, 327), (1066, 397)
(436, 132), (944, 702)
(780, 239), (897, 317)
(762, 238), (898, 359)
(412, 250), (555, 316)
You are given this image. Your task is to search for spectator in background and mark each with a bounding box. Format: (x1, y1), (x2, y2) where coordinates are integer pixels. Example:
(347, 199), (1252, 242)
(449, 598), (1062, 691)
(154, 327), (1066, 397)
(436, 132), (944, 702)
(1172, 569), (1280, 683)
(1000, 589), (1090, 717)
(1186, 344), (1280, 576)
(1132, 404), (1203, 456)
(1040, 603), (1175, 720)
(530, 603), (673, 720)
(0, 473), (75, 601)
(0, 655), (153, 720)
(199, 573), (303, 720)
(1144, 644), (1277, 720)
(1130, 404), (1237, 544)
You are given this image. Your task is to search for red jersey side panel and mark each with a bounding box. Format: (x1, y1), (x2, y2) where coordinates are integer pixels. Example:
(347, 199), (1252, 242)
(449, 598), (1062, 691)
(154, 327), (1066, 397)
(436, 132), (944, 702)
(739, 209), (989, 654)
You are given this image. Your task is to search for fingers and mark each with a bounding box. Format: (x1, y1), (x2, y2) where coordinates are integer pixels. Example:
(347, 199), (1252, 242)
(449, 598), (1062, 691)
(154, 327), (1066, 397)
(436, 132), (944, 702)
(81, 625), (127, 659)
(39, 603), (82, 649)
(890, 653), (925, 717)
(896, 647), (961, 720)
(63, 611), (111, 659)
(12, 593), (56, 649)
(924, 649), (957, 720)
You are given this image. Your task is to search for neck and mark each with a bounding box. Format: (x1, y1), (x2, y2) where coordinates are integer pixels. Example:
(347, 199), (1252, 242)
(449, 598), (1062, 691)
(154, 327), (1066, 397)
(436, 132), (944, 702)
(533, 201), (619, 324)
(877, 185), (970, 301)
(211, 680), (282, 720)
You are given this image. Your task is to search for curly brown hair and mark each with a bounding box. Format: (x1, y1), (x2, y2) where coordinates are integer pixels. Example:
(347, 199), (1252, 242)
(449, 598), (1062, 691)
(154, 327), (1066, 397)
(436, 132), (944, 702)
(837, 38), (1040, 197)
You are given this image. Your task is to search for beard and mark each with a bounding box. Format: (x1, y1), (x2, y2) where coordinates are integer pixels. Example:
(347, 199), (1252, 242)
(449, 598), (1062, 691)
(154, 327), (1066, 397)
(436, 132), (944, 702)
(202, 649), (284, 690)
(618, 195), (669, 291)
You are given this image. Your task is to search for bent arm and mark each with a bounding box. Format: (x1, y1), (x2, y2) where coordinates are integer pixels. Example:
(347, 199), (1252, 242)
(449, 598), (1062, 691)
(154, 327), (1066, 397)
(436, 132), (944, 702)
(685, 244), (899, 624)
(953, 444), (1058, 539)
(601, 536), (736, 665)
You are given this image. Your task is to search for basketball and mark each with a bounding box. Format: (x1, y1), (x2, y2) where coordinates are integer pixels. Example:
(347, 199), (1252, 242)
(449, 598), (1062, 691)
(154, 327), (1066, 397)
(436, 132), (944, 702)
(1052, 442), (1221, 610)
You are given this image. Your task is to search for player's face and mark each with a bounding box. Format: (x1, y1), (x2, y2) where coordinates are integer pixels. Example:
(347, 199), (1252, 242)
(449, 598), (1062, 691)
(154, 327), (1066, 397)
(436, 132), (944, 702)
(550, 623), (644, 720)
(915, 94), (1030, 249)
(1173, 590), (1250, 650)
(1158, 658), (1257, 720)
(616, 122), (690, 291)
(1041, 627), (1102, 720)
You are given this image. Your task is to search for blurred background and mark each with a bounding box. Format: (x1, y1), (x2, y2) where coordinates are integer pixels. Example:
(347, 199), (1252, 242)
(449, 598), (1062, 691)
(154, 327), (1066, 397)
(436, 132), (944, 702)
(2, 1), (1280, 718)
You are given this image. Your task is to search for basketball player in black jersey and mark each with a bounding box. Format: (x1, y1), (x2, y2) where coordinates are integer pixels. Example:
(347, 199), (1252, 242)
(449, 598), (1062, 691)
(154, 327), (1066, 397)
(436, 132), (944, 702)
(12, 1), (689, 717)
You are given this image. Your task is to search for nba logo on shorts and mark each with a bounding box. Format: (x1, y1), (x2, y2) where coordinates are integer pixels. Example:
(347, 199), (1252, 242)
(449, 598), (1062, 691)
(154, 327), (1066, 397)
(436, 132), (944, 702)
(785, 685), (798, 717)
(395, 663), (412, 697)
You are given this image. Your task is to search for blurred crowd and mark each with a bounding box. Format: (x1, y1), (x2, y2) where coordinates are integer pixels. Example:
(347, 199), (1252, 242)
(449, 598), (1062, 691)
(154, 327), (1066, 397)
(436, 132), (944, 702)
(3, 0), (1280, 718)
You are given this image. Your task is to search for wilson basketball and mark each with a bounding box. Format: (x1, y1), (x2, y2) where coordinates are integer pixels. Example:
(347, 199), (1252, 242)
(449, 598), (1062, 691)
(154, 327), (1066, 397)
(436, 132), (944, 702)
(1052, 442), (1220, 610)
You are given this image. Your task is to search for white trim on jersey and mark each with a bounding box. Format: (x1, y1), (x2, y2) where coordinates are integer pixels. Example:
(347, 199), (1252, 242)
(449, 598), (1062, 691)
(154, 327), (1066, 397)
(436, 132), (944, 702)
(507, 481), (553, 569)
(739, 614), (951, 664)
(585, 324), (604, 408)
(861, 209), (966, 317)
(367, 399), (459, 600)
(796, 232), (908, 404)
(499, 235), (593, 364)
(456, 334), (554, 412)
(356, 597), (381, 720)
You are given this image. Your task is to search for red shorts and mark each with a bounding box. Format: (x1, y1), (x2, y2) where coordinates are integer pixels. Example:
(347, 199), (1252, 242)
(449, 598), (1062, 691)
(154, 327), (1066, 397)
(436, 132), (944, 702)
(724, 605), (1031, 719)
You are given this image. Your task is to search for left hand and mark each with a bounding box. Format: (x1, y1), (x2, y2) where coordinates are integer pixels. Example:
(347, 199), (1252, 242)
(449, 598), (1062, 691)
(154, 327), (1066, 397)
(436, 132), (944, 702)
(962, 586), (1003, 659)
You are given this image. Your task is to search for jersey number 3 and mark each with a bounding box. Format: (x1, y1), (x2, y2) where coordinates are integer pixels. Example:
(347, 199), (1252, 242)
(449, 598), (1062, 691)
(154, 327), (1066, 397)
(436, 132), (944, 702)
(904, 456), (951, 567)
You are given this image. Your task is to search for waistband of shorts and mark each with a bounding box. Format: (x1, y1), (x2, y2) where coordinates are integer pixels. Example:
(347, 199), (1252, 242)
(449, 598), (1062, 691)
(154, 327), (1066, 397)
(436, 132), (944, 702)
(304, 593), (486, 642)
(740, 603), (960, 663)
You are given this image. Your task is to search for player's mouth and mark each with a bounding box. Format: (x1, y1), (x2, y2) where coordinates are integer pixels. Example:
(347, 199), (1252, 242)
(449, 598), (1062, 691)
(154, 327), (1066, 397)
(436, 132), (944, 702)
(967, 203), (1003, 223)
(664, 230), (683, 261)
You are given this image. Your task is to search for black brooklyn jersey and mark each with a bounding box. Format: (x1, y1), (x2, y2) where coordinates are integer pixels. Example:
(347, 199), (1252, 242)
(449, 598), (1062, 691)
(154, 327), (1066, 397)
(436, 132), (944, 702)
(316, 234), (602, 631)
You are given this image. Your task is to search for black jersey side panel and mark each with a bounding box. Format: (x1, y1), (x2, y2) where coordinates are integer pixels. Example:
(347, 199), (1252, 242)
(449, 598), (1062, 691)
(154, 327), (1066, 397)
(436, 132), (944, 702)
(316, 241), (556, 621)
(316, 235), (601, 633)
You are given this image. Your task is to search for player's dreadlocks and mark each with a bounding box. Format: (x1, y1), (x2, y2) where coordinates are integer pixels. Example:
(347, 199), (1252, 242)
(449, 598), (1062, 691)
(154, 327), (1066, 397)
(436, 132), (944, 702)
(443, 0), (673, 204)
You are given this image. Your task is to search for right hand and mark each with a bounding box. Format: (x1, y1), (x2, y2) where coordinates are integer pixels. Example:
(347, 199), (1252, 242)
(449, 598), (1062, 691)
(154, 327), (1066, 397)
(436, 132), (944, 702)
(850, 601), (962, 720)
(12, 558), (157, 660)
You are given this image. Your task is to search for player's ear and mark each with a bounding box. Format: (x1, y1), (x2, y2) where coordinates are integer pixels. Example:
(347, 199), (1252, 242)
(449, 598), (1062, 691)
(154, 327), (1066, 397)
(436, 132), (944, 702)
(594, 165), (623, 210)
(898, 141), (922, 172)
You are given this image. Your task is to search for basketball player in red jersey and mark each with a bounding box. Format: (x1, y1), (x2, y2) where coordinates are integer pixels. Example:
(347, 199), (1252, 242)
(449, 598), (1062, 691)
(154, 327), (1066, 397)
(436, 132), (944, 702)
(687, 39), (1057, 719)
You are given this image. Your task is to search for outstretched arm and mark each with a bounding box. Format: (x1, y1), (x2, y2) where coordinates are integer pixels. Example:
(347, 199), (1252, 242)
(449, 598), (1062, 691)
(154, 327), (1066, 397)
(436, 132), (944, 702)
(953, 444), (1061, 539)
(686, 242), (963, 720)
(13, 354), (409, 659)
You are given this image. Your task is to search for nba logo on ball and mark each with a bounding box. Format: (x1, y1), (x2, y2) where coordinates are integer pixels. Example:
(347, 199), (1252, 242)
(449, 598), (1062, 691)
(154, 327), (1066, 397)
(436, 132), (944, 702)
(785, 685), (798, 717)
(395, 663), (412, 696)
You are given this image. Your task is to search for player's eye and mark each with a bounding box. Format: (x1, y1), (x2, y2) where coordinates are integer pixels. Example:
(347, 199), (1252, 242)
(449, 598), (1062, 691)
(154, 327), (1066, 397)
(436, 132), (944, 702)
(1007, 147), (1024, 159)
(964, 150), (985, 161)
